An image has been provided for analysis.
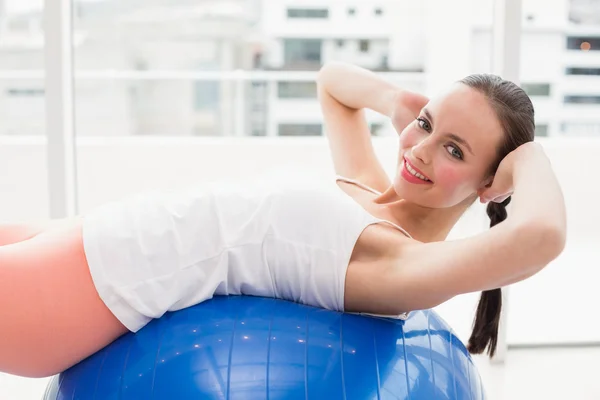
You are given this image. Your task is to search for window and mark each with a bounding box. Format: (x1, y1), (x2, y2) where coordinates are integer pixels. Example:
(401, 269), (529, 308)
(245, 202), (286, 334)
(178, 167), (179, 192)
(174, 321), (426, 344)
(566, 67), (600, 75)
(277, 82), (317, 99)
(287, 8), (329, 19)
(521, 83), (551, 96)
(370, 123), (385, 136)
(379, 55), (389, 70)
(561, 122), (600, 136)
(6, 88), (45, 96)
(194, 80), (220, 111)
(278, 124), (322, 136)
(564, 95), (600, 104)
(283, 39), (322, 68)
(566, 37), (600, 51)
(359, 40), (370, 53)
(535, 124), (549, 137)
(248, 80), (268, 136)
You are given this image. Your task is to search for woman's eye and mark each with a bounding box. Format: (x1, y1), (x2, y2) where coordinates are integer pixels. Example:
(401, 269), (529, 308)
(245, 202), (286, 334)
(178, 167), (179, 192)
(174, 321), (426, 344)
(446, 145), (463, 160)
(416, 117), (431, 132)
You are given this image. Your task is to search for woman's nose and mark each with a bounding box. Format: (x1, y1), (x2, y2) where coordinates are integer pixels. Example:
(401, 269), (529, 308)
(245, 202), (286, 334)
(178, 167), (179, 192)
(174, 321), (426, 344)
(411, 138), (432, 165)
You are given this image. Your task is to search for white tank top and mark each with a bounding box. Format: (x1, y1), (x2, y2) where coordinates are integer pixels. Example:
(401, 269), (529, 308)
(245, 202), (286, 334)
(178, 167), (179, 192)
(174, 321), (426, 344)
(82, 175), (412, 331)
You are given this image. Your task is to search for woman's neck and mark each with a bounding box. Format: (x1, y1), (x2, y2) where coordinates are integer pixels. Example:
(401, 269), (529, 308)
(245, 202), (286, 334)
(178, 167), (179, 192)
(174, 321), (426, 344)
(372, 186), (475, 243)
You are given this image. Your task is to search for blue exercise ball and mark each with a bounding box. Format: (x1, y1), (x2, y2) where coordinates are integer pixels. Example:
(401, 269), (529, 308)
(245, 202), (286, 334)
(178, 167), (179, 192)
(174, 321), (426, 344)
(44, 296), (484, 399)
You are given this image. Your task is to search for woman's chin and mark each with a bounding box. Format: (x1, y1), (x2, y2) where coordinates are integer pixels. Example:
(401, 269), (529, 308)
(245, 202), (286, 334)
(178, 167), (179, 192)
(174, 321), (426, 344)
(392, 178), (443, 208)
(392, 177), (417, 200)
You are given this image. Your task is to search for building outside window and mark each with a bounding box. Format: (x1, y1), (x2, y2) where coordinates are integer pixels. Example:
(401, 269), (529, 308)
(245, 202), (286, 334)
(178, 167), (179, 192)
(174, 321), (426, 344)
(277, 82), (317, 99)
(283, 39), (322, 69)
(521, 83), (551, 96)
(359, 40), (370, 53)
(564, 95), (600, 104)
(278, 123), (322, 136)
(566, 36), (600, 51)
(566, 67), (600, 75)
(287, 8), (329, 19)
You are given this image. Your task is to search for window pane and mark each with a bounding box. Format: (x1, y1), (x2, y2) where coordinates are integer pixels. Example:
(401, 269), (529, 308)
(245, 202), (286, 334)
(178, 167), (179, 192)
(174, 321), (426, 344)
(522, 83), (551, 96)
(0, 6), (45, 70)
(0, 2), (46, 136)
(564, 95), (600, 104)
(0, 81), (45, 135)
(278, 82), (317, 99)
(535, 124), (549, 137)
(287, 8), (329, 19)
(278, 124), (322, 136)
(359, 40), (371, 53)
(566, 67), (600, 75)
(370, 123), (385, 136)
(566, 37), (600, 51)
(0, 2), (49, 227)
(68, 0), (449, 138)
(283, 39), (322, 69)
(561, 121), (600, 136)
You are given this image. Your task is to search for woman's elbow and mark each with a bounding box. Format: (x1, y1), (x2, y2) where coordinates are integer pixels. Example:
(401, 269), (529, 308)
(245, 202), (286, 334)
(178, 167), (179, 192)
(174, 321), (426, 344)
(539, 222), (567, 262)
(523, 220), (567, 270)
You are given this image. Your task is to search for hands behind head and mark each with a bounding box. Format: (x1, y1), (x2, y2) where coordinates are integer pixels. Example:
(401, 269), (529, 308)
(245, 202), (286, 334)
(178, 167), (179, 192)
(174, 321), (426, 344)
(390, 90), (430, 135)
(479, 142), (546, 204)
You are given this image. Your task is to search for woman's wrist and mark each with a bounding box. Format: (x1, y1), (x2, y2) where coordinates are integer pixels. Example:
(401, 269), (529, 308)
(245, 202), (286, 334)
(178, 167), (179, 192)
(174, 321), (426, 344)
(397, 90), (429, 118)
(511, 142), (551, 183)
(390, 90), (430, 133)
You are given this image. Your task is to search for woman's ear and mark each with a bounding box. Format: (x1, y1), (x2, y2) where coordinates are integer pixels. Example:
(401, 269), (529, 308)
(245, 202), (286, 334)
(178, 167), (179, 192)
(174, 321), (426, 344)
(482, 175), (494, 187)
(477, 175), (494, 197)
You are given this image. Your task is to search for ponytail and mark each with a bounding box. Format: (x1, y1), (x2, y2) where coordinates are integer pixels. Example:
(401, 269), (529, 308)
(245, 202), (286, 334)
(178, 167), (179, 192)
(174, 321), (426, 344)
(467, 196), (511, 357)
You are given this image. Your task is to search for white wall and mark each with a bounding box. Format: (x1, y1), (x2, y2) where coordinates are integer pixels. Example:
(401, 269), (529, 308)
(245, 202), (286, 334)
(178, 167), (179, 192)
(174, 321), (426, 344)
(0, 135), (597, 346)
(388, 0), (426, 71)
(522, 0), (569, 27)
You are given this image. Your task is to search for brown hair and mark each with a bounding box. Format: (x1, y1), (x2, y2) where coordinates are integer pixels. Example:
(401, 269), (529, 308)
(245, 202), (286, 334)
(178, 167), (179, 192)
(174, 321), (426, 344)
(458, 74), (535, 357)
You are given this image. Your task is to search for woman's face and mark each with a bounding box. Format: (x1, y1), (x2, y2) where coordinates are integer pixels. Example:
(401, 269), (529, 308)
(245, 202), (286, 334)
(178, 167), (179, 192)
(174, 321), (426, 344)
(394, 83), (505, 208)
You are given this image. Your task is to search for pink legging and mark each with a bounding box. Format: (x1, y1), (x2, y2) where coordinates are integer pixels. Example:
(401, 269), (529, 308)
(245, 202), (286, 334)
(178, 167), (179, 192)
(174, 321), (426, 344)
(0, 218), (128, 377)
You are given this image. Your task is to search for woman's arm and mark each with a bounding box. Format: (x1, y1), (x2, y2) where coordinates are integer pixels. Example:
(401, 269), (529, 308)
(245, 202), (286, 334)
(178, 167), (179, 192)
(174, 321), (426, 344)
(347, 143), (567, 314)
(317, 62), (428, 191)
(405, 143), (565, 305)
(482, 142), (566, 235)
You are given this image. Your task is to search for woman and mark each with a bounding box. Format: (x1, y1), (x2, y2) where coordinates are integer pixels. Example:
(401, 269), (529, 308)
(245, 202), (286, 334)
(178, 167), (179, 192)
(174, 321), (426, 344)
(0, 62), (566, 378)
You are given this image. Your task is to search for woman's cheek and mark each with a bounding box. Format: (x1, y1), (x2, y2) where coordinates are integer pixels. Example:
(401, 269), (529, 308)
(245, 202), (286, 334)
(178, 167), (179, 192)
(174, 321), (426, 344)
(434, 164), (463, 190)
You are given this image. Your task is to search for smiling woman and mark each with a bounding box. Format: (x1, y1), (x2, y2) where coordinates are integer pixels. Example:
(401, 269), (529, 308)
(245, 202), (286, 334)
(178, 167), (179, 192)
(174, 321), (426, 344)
(317, 61), (566, 357)
(0, 62), (565, 380)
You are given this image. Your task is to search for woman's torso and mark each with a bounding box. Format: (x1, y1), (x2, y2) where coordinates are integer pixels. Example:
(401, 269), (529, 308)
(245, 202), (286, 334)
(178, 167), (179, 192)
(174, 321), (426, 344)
(84, 176), (412, 316)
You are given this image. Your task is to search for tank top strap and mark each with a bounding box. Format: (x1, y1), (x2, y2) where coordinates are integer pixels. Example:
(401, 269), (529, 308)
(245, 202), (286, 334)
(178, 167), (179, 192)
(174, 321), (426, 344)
(335, 175), (381, 195)
(335, 175), (412, 239)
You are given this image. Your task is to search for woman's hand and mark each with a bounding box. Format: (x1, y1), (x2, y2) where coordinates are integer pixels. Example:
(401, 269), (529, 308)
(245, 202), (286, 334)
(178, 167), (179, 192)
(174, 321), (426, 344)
(479, 142), (547, 204)
(390, 91), (430, 134)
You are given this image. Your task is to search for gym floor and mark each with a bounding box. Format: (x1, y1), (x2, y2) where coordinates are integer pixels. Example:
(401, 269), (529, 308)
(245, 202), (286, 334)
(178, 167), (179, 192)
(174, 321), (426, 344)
(2, 346), (598, 399)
